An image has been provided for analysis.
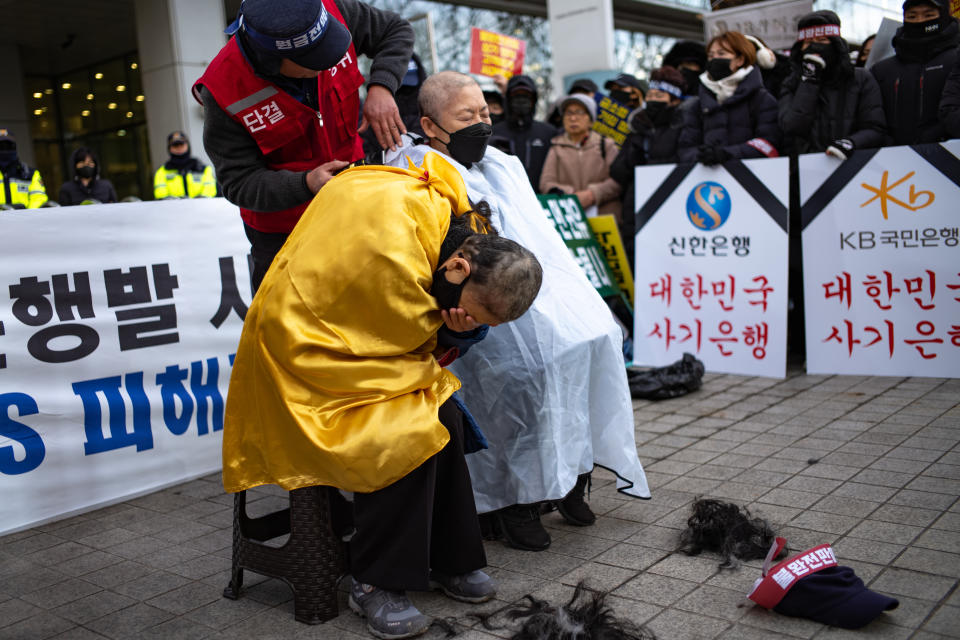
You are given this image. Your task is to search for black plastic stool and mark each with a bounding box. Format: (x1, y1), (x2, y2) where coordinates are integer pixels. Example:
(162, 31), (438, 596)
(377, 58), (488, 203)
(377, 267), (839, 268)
(223, 486), (346, 624)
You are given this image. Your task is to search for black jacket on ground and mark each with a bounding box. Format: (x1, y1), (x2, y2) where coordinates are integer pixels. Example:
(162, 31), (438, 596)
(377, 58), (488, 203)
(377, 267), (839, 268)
(58, 178), (118, 206)
(200, 0), (414, 214)
(939, 44), (960, 138)
(677, 67), (781, 162)
(871, 20), (960, 145)
(493, 75), (555, 193)
(779, 67), (886, 153)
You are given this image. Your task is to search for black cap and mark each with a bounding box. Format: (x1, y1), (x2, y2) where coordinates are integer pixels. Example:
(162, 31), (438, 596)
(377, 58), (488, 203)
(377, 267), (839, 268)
(569, 78), (599, 94)
(664, 40), (707, 70)
(798, 9), (842, 30)
(506, 74), (538, 97)
(903, 0), (947, 13)
(605, 73), (645, 92)
(167, 130), (189, 146)
(231, 0), (352, 71)
(775, 567), (899, 629)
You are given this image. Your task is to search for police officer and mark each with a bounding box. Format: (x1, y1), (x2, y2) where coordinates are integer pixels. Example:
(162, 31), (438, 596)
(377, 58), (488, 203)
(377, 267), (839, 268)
(193, 0), (414, 290)
(153, 131), (217, 199)
(0, 128), (47, 209)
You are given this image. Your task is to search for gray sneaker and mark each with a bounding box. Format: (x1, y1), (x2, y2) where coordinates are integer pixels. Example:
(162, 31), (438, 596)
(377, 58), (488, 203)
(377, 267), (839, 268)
(429, 569), (496, 603)
(348, 579), (430, 640)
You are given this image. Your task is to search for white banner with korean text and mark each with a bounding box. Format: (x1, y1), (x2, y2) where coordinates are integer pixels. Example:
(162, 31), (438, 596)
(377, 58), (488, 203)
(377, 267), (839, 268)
(633, 158), (790, 377)
(801, 142), (960, 377)
(0, 199), (251, 534)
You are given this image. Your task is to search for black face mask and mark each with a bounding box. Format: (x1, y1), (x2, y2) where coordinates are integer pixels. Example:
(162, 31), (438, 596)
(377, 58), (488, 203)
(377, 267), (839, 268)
(644, 100), (670, 123)
(508, 95), (534, 118)
(707, 57), (735, 81)
(804, 42), (837, 67)
(0, 149), (17, 167)
(76, 165), (96, 179)
(431, 264), (469, 310)
(903, 16), (943, 38)
(432, 121), (493, 166)
(681, 68), (701, 94)
(609, 89), (633, 105)
(490, 112), (505, 126)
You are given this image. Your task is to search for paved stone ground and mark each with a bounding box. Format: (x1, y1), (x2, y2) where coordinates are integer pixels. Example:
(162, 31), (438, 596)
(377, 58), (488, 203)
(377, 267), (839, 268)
(2, 369), (959, 640)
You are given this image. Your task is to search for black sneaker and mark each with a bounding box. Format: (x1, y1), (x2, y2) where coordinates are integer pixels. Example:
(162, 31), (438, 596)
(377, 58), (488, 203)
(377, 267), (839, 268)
(557, 472), (596, 526)
(496, 503), (551, 551)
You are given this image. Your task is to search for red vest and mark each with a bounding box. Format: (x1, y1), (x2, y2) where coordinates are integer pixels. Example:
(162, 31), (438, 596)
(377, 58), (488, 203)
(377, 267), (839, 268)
(193, 3), (365, 233)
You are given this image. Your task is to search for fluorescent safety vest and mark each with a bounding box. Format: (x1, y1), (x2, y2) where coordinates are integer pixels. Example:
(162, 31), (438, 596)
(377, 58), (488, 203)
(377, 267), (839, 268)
(192, 1), (364, 233)
(1, 165), (47, 209)
(153, 165), (217, 199)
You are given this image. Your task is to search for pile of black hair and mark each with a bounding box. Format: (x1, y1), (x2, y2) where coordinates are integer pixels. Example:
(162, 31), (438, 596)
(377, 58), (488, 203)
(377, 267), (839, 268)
(678, 498), (782, 569)
(471, 581), (657, 640)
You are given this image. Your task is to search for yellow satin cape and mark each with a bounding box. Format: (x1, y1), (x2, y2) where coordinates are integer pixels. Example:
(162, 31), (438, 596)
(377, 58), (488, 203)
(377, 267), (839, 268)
(222, 153), (476, 493)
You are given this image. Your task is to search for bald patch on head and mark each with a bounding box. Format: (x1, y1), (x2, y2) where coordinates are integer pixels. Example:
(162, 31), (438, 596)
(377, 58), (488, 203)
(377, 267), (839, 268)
(419, 71), (481, 122)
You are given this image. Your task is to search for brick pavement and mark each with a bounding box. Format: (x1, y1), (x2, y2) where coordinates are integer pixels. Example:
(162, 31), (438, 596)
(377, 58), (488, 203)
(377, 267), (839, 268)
(1, 370), (958, 639)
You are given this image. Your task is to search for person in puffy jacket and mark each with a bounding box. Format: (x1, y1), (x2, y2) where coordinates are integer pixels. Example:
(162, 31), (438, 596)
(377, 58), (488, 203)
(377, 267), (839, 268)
(609, 66), (686, 269)
(59, 147), (118, 206)
(779, 10), (886, 158)
(493, 75), (557, 192)
(539, 94), (622, 220)
(939, 44), (960, 137)
(677, 31), (781, 164)
(871, 0), (960, 144)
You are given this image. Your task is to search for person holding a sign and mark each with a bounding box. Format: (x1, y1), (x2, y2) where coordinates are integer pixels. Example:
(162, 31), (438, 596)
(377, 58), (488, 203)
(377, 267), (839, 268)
(778, 11), (886, 160)
(223, 154), (543, 639)
(386, 71), (649, 552)
(677, 31), (781, 165)
(871, 0), (959, 145)
(194, 0), (414, 291)
(540, 94), (622, 220)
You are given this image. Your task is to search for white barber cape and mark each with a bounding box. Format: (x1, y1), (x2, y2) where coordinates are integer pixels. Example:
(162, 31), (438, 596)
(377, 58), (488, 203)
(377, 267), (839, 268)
(385, 140), (650, 512)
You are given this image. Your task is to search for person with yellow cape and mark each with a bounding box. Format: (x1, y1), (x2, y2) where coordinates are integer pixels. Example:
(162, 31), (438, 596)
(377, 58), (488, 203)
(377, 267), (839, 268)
(222, 152), (542, 640)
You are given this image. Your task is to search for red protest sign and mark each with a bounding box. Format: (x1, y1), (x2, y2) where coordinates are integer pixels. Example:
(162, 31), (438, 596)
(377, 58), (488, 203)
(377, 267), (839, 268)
(469, 27), (526, 79)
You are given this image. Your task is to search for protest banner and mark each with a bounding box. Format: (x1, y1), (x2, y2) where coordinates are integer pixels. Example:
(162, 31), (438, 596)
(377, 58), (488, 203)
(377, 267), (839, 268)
(0, 199), (250, 534)
(538, 193), (620, 298)
(633, 158), (790, 377)
(588, 215), (635, 305)
(800, 141), (960, 377)
(592, 93), (631, 147)
(953, 0), (959, 20)
(703, 0), (813, 51)
(469, 27), (526, 79)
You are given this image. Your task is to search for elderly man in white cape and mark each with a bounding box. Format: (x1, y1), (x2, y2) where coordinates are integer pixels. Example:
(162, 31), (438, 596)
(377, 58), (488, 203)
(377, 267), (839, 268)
(383, 71), (650, 551)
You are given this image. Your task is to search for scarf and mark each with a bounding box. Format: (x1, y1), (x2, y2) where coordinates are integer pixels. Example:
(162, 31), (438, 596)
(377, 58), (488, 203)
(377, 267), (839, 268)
(700, 65), (754, 104)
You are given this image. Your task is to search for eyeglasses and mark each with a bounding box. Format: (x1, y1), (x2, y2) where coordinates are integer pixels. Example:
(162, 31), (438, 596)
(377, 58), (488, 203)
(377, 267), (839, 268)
(564, 111), (590, 119)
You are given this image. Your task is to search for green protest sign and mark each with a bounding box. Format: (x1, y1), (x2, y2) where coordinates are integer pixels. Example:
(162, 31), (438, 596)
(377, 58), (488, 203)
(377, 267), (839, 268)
(537, 193), (620, 298)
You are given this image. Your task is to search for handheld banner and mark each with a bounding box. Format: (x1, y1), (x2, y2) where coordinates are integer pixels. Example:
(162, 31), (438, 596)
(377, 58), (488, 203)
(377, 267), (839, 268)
(0, 199), (250, 534)
(592, 93), (631, 147)
(633, 158), (789, 377)
(800, 141), (960, 377)
(588, 215), (635, 305)
(538, 193), (620, 298)
(469, 27), (526, 79)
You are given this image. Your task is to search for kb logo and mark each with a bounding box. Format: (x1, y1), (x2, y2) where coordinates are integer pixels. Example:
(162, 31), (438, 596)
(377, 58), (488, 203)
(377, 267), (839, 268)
(686, 181), (731, 231)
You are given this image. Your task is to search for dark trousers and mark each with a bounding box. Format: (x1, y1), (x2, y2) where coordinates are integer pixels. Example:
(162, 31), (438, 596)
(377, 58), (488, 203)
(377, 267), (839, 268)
(350, 399), (487, 591)
(244, 223), (289, 293)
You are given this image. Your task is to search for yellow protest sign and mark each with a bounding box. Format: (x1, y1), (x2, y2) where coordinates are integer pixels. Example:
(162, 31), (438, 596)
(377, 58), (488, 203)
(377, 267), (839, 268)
(587, 215), (634, 305)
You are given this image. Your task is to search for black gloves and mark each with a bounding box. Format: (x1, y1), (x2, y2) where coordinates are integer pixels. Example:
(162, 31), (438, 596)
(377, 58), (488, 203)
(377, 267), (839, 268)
(801, 53), (826, 81)
(697, 145), (731, 166)
(826, 138), (855, 160)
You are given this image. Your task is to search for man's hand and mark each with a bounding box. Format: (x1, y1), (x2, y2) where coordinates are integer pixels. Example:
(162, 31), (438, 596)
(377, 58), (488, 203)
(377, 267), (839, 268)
(359, 84), (406, 151)
(492, 74), (508, 94)
(441, 308), (481, 333)
(305, 160), (350, 194)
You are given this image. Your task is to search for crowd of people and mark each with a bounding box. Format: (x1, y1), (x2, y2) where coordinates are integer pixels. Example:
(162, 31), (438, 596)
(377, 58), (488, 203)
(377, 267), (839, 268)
(4, 1), (959, 638)
(0, 127), (217, 209)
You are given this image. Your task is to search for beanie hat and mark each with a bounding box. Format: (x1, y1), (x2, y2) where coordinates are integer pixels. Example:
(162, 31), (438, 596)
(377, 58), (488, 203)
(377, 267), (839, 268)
(797, 10), (842, 41)
(560, 94), (597, 121)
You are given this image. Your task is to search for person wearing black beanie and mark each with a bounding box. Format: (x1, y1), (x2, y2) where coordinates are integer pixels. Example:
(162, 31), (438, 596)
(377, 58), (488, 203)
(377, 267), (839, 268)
(871, 0), (960, 144)
(58, 147), (118, 206)
(779, 10), (886, 158)
(664, 40), (708, 98)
